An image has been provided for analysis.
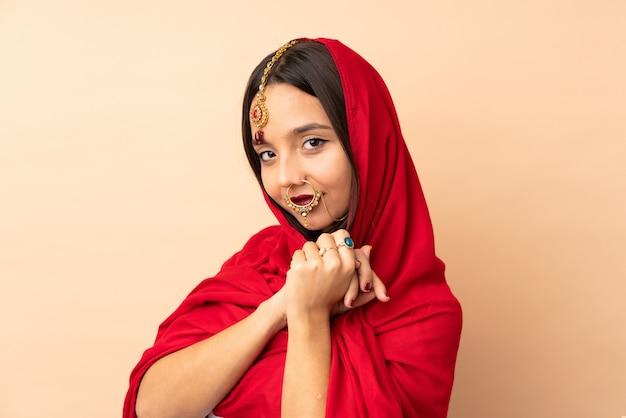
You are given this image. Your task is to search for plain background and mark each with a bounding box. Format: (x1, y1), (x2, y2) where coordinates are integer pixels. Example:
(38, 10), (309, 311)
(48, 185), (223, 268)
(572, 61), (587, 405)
(1, 1), (625, 417)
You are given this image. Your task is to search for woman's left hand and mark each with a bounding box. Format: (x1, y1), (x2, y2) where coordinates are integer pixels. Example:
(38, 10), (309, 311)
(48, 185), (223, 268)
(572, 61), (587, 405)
(330, 244), (390, 316)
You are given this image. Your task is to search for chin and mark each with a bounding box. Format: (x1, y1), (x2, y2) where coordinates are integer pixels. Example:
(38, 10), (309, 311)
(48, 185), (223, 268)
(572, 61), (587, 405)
(307, 220), (335, 232)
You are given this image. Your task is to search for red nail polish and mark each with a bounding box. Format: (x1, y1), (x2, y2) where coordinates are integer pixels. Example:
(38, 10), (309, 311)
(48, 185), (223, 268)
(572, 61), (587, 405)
(364, 283), (371, 291)
(350, 299), (355, 307)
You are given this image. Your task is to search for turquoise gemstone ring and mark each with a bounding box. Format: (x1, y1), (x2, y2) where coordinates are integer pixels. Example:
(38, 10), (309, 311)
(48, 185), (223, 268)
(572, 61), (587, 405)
(337, 237), (354, 249)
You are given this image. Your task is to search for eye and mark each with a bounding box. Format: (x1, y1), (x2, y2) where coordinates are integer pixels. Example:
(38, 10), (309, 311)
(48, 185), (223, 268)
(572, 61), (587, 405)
(258, 150), (276, 162)
(303, 137), (327, 150)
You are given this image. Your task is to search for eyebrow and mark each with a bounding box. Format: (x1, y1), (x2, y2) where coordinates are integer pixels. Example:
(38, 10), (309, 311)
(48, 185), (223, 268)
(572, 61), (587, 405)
(252, 123), (334, 147)
(292, 123), (333, 135)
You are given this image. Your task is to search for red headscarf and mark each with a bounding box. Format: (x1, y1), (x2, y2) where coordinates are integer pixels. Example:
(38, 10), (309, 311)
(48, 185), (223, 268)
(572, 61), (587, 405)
(124, 38), (462, 418)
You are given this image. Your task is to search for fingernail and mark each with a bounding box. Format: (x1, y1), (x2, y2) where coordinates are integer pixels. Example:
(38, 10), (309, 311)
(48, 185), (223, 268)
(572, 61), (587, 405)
(364, 282), (371, 292)
(350, 299), (355, 307)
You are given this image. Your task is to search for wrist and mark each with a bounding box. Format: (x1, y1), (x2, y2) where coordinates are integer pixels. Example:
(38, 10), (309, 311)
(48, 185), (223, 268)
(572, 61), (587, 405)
(258, 295), (287, 332)
(286, 309), (331, 332)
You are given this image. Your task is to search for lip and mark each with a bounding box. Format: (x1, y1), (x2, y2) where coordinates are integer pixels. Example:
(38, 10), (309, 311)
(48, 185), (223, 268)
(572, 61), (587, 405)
(290, 194), (314, 206)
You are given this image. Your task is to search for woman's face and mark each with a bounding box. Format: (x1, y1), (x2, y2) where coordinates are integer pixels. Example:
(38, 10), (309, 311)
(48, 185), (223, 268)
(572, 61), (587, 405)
(251, 83), (353, 231)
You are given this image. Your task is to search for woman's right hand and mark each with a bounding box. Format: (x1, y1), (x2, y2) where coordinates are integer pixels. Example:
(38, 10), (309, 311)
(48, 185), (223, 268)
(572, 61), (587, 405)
(282, 230), (390, 320)
(284, 230), (357, 319)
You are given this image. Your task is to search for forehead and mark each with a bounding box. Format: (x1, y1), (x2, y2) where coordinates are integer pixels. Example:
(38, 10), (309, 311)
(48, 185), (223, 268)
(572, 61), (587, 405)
(259, 83), (331, 129)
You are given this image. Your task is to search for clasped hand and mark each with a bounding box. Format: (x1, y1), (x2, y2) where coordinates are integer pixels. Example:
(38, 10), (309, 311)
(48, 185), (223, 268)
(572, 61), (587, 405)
(283, 230), (389, 319)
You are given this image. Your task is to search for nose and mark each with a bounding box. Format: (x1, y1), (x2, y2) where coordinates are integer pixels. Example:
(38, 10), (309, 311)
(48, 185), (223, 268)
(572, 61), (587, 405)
(277, 154), (303, 188)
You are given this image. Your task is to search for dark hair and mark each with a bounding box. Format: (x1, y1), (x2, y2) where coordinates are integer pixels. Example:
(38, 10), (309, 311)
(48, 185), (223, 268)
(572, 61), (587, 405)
(242, 40), (358, 240)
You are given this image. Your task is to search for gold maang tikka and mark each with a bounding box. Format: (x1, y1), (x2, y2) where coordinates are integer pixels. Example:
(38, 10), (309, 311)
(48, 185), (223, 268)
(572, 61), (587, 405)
(250, 39), (299, 144)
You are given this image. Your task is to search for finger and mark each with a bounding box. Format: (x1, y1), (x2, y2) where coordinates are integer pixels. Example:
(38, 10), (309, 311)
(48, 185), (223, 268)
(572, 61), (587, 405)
(343, 274), (360, 308)
(331, 229), (354, 251)
(351, 289), (377, 308)
(330, 230), (355, 268)
(371, 271), (390, 302)
(351, 272), (389, 308)
(302, 241), (321, 259)
(290, 249), (306, 268)
(353, 248), (373, 292)
(336, 236), (355, 251)
(316, 233), (339, 258)
(315, 232), (334, 247)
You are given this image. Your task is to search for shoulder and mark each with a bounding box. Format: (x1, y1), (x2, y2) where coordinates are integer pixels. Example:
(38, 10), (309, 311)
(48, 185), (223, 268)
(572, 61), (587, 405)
(221, 225), (284, 269)
(238, 225), (287, 258)
(242, 225), (283, 248)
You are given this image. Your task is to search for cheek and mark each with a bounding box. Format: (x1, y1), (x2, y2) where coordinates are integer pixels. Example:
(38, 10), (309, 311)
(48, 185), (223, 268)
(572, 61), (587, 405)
(319, 157), (353, 201)
(337, 160), (355, 207)
(260, 170), (280, 201)
(328, 156), (353, 187)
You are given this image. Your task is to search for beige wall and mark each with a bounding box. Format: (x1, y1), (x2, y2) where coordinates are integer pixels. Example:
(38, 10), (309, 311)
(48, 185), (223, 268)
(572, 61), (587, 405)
(1, 1), (624, 417)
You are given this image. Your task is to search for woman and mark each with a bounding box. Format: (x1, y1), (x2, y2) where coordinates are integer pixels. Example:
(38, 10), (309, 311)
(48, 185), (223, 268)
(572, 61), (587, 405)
(124, 38), (462, 418)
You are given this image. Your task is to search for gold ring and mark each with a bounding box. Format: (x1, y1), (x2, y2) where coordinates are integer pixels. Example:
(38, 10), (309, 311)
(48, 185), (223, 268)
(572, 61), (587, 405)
(319, 247), (338, 256)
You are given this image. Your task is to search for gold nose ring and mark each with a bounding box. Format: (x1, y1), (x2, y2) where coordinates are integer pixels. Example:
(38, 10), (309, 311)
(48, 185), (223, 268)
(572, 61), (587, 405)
(283, 180), (322, 227)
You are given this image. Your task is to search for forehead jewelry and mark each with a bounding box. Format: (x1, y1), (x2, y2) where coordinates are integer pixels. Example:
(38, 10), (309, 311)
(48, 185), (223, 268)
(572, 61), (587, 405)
(250, 39), (299, 144)
(283, 179), (322, 228)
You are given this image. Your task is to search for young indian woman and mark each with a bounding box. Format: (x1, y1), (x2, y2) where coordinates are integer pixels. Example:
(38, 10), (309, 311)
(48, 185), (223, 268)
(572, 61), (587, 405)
(124, 38), (462, 418)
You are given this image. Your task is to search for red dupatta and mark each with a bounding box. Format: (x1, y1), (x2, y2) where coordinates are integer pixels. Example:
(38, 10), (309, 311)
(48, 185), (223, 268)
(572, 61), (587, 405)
(124, 38), (462, 418)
